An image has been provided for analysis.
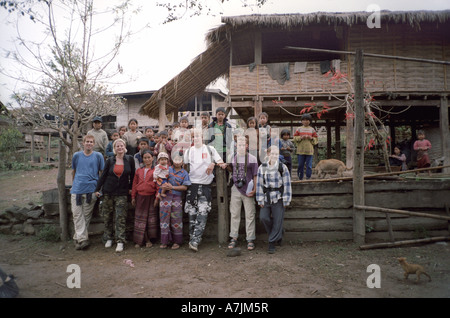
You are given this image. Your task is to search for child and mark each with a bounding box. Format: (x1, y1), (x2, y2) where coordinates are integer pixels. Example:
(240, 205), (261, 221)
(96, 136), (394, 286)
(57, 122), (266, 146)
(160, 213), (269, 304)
(279, 129), (295, 174)
(245, 116), (259, 161)
(106, 131), (120, 159)
(172, 116), (191, 157)
(131, 150), (158, 248)
(172, 116), (189, 142)
(258, 112), (271, 162)
(154, 130), (173, 159)
(256, 145), (292, 254)
(134, 137), (150, 170)
(293, 114), (318, 180)
(158, 155), (191, 249)
(413, 130), (432, 176)
(123, 118), (143, 156)
(227, 136), (258, 251)
(200, 111), (211, 144)
(118, 126), (127, 139)
(208, 107), (232, 161)
(87, 117), (109, 156)
(154, 152), (170, 206)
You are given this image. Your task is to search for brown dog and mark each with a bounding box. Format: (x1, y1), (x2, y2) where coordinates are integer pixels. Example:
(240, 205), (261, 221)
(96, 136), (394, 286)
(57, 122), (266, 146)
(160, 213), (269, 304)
(397, 257), (431, 282)
(314, 159), (350, 178)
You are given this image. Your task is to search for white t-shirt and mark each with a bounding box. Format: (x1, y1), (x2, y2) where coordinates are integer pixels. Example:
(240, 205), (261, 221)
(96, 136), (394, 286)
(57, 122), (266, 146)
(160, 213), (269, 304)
(184, 144), (222, 184)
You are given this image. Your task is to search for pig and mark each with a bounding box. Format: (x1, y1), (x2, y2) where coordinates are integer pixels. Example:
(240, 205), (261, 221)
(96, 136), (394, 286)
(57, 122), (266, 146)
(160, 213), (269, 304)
(314, 159), (351, 179)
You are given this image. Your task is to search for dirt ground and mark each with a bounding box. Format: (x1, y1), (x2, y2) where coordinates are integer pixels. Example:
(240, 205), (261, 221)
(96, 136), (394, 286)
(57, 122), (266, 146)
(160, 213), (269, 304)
(0, 168), (449, 299)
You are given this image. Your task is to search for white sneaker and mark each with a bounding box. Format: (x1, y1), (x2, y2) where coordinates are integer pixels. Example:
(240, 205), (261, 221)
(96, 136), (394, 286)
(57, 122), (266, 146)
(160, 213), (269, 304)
(115, 242), (124, 252)
(105, 240), (113, 248)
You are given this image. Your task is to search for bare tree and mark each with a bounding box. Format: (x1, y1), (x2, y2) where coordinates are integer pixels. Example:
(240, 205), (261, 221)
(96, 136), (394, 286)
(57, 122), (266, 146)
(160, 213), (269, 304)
(3, 0), (133, 241)
(156, 0), (268, 23)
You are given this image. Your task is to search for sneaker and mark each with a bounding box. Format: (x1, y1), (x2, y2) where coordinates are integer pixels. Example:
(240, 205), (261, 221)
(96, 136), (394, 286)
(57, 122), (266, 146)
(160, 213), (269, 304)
(77, 240), (90, 250)
(268, 243), (275, 254)
(189, 242), (198, 252)
(105, 240), (113, 248)
(115, 242), (124, 252)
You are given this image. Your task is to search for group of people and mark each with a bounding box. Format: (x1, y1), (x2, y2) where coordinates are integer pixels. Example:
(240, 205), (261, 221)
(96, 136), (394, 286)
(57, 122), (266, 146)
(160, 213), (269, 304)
(69, 109), (433, 255)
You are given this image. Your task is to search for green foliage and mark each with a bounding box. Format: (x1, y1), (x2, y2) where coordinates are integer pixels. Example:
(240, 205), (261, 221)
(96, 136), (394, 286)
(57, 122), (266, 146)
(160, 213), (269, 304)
(37, 224), (61, 242)
(0, 126), (23, 153)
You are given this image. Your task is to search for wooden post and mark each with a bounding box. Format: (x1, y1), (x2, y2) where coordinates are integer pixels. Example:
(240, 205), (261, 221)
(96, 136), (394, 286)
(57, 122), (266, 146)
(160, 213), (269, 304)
(254, 97), (262, 118)
(353, 49), (365, 245)
(335, 113), (341, 161)
(47, 133), (51, 162)
(158, 95), (167, 131)
(30, 131), (35, 163)
(57, 140), (68, 241)
(216, 167), (229, 244)
(346, 114), (354, 168)
(326, 120), (332, 158)
(440, 95), (450, 174)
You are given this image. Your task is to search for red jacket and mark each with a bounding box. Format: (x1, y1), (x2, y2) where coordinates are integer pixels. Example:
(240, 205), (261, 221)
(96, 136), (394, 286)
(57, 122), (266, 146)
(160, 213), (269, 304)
(131, 167), (158, 199)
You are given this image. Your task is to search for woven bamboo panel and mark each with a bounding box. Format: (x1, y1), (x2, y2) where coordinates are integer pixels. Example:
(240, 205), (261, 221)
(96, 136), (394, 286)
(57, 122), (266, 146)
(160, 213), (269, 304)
(229, 62), (351, 96)
(348, 24), (447, 93)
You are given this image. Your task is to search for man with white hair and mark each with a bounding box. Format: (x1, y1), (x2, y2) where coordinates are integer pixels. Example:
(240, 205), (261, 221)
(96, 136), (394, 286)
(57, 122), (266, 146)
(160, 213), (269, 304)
(184, 128), (227, 252)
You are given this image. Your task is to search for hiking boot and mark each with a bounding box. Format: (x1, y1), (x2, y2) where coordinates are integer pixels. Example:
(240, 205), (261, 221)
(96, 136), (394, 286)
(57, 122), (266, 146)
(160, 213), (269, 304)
(268, 243), (275, 254)
(77, 240), (90, 250)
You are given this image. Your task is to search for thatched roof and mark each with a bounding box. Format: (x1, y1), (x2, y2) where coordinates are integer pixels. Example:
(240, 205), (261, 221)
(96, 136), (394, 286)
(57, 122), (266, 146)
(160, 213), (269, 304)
(139, 37), (229, 119)
(207, 10), (450, 41)
(139, 10), (450, 119)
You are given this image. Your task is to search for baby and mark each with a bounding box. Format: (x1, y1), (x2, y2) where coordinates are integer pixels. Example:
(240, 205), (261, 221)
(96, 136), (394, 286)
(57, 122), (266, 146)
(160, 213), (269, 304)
(154, 152), (170, 204)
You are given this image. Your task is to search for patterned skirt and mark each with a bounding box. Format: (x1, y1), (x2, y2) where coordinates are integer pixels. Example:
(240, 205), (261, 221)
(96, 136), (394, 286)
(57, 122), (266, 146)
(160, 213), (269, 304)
(133, 194), (159, 246)
(159, 192), (184, 245)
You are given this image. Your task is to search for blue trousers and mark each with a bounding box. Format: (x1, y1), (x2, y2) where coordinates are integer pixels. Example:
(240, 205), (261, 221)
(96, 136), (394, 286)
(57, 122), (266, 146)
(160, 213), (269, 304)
(259, 200), (285, 244)
(297, 154), (313, 180)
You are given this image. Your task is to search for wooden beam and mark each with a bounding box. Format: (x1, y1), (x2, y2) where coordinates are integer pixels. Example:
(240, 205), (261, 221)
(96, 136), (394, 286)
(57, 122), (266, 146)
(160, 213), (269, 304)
(354, 205), (450, 221)
(353, 48), (365, 245)
(359, 236), (450, 250)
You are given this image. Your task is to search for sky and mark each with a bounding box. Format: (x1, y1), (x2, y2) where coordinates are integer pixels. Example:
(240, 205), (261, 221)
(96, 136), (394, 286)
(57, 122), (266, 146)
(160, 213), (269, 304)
(0, 0), (449, 107)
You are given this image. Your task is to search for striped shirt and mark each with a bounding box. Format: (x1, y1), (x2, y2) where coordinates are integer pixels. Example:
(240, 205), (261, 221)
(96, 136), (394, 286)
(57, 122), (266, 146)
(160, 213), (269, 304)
(293, 126), (318, 155)
(256, 161), (292, 207)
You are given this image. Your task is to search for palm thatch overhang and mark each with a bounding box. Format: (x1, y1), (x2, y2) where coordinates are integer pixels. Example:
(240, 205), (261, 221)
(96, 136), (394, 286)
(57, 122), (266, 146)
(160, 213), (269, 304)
(138, 36), (230, 119)
(139, 10), (450, 119)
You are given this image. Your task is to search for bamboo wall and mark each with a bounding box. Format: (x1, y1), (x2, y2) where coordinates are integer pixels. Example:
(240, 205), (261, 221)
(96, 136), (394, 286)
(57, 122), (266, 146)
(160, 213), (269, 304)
(229, 24), (450, 96)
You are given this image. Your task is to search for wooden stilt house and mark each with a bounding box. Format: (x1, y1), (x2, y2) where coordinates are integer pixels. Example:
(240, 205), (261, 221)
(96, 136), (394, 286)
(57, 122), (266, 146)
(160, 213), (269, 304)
(139, 11), (450, 244)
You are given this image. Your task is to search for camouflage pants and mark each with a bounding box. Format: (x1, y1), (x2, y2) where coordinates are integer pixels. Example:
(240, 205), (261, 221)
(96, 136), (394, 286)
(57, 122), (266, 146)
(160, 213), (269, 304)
(184, 185), (212, 246)
(101, 194), (128, 243)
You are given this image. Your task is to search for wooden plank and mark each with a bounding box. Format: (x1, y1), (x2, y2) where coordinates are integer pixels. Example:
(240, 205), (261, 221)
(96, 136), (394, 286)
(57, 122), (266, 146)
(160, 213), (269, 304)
(289, 194), (353, 209)
(366, 217), (448, 232)
(284, 231), (353, 242)
(365, 190), (450, 209)
(284, 219), (353, 232)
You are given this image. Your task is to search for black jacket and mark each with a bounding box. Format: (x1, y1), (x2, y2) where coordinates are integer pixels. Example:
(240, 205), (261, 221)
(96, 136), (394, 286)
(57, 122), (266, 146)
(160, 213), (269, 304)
(96, 155), (135, 196)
